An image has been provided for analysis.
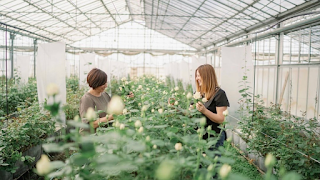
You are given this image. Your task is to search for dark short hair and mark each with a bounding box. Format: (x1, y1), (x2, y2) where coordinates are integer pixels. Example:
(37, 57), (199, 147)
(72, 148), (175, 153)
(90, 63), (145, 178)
(87, 68), (108, 89)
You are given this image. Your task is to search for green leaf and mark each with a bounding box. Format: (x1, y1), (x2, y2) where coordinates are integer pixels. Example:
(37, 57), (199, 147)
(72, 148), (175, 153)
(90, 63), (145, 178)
(282, 172), (302, 180)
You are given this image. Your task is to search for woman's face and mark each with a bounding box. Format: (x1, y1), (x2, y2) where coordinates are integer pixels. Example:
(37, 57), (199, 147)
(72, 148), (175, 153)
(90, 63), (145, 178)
(96, 82), (108, 93)
(196, 70), (202, 86)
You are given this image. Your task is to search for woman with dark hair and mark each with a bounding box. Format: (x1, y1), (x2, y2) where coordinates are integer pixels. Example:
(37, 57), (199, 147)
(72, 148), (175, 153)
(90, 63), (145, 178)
(79, 68), (113, 130)
(194, 64), (229, 148)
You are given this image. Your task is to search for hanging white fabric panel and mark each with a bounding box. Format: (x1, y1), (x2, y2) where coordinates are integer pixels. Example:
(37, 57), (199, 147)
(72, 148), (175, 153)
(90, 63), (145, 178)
(221, 46), (253, 124)
(178, 60), (190, 88)
(98, 58), (111, 83)
(16, 55), (30, 84)
(79, 53), (96, 87)
(66, 59), (71, 78)
(36, 42), (66, 122)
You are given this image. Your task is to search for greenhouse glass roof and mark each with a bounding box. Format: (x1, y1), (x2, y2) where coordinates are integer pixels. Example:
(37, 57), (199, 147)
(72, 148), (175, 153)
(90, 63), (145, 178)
(0, 0), (319, 50)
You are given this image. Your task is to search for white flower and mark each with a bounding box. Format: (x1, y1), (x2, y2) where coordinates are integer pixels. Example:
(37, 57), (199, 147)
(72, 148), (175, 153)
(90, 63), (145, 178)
(85, 107), (96, 120)
(123, 108), (128, 114)
(207, 125), (212, 131)
(125, 81), (129, 85)
(46, 83), (59, 96)
(265, 153), (276, 167)
(163, 91), (166, 95)
(186, 92), (193, 99)
(153, 144), (157, 149)
(121, 77), (127, 81)
(158, 109), (163, 114)
(113, 121), (120, 128)
(151, 102), (154, 105)
(202, 153), (206, 157)
(182, 124), (186, 127)
(119, 87), (122, 91)
(174, 101), (178, 105)
(183, 92), (185, 95)
(207, 164), (214, 171)
(107, 95), (125, 115)
(36, 155), (51, 176)
(141, 95), (145, 100)
(155, 160), (175, 180)
(219, 164), (231, 179)
(175, 143), (182, 151)
(151, 109), (155, 113)
(223, 109), (229, 116)
(200, 117), (206, 126)
(138, 103), (141, 106)
(74, 115), (80, 122)
(135, 120), (142, 128)
(138, 126), (144, 133)
(147, 88), (150, 91)
(174, 92), (178, 96)
(202, 98), (208, 103)
(146, 136), (150, 141)
(138, 85), (142, 89)
(174, 86), (179, 91)
(141, 105), (148, 112)
(119, 123), (125, 130)
(193, 92), (201, 99)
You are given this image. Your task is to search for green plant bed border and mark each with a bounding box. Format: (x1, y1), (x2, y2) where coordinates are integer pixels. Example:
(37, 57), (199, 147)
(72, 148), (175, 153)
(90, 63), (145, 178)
(0, 145), (42, 180)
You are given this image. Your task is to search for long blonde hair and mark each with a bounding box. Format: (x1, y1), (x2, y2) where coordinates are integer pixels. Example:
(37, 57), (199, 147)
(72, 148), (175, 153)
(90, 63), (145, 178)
(195, 64), (219, 100)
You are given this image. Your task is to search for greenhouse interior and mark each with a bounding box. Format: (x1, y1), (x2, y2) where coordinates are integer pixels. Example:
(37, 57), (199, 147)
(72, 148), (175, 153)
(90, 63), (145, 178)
(1, 0), (320, 179)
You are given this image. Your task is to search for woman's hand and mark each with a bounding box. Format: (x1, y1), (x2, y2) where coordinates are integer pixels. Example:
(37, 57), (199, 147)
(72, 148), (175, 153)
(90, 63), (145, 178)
(196, 102), (206, 113)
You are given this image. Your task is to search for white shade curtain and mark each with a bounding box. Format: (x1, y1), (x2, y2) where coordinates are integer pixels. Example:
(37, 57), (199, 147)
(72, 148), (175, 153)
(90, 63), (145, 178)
(221, 46), (253, 126)
(79, 53), (96, 87)
(36, 42), (67, 123)
(16, 55), (30, 84)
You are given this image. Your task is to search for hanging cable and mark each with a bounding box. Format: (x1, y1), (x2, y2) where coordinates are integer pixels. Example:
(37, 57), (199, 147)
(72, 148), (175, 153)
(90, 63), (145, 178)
(5, 25), (8, 123)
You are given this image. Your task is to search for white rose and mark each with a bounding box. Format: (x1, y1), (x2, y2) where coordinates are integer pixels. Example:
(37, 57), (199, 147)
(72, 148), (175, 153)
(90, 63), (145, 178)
(174, 86), (179, 91)
(121, 77), (126, 81)
(202, 153), (206, 157)
(155, 160), (175, 180)
(182, 124), (186, 127)
(163, 91), (166, 95)
(119, 123), (125, 130)
(135, 120), (142, 128)
(200, 117), (206, 126)
(207, 125), (212, 131)
(174, 143), (182, 151)
(186, 92), (193, 99)
(153, 144), (157, 149)
(147, 88), (150, 91)
(207, 164), (214, 171)
(36, 155), (51, 175)
(138, 85), (142, 89)
(151, 109), (155, 113)
(219, 164), (231, 179)
(138, 103), (141, 106)
(158, 109), (163, 114)
(119, 87), (122, 91)
(146, 136), (150, 141)
(138, 126), (143, 133)
(265, 153), (276, 167)
(202, 98), (208, 103)
(113, 121), (120, 128)
(223, 109), (229, 116)
(141, 105), (148, 112)
(123, 108), (128, 114)
(107, 95), (125, 115)
(46, 83), (59, 96)
(174, 101), (178, 105)
(193, 92), (201, 99)
(174, 92), (178, 96)
(85, 107), (96, 120)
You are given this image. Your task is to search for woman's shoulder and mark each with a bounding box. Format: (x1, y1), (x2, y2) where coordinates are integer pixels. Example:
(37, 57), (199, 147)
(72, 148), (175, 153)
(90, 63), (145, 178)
(102, 92), (111, 99)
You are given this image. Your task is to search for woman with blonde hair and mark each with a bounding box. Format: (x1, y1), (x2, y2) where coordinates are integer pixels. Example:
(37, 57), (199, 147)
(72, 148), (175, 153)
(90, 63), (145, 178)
(194, 64), (229, 148)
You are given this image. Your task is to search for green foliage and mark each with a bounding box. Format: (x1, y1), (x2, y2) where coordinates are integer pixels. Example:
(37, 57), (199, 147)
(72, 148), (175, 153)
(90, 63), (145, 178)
(0, 78), (38, 117)
(0, 103), (55, 173)
(238, 72), (320, 179)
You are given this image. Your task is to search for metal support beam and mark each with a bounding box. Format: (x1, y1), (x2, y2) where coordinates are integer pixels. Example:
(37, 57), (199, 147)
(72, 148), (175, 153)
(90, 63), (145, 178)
(99, 0), (119, 26)
(204, 0), (320, 50)
(205, 15), (320, 53)
(33, 39), (37, 78)
(10, 33), (15, 79)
